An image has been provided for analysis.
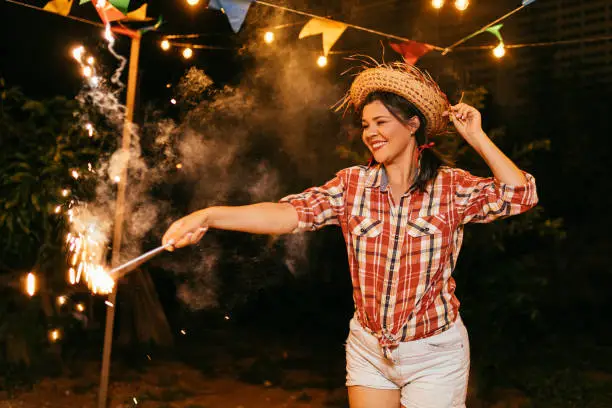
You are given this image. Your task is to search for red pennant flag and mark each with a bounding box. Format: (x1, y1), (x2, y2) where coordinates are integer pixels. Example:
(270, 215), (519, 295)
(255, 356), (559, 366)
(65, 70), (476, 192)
(92, 0), (126, 24)
(390, 41), (434, 65)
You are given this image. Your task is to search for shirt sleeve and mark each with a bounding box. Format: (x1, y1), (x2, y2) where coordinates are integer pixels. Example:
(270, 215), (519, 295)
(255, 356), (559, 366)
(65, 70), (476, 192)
(279, 171), (346, 233)
(452, 168), (538, 225)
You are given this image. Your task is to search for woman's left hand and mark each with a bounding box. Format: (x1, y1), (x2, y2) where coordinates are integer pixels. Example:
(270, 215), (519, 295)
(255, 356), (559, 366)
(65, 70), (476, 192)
(443, 103), (486, 145)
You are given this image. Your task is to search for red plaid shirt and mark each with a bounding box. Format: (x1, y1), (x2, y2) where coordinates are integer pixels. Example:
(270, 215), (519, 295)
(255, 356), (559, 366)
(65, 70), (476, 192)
(280, 165), (538, 350)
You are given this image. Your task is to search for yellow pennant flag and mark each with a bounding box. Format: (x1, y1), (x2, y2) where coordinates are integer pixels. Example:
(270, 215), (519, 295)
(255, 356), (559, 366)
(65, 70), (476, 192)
(126, 3), (148, 21)
(43, 0), (74, 16)
(299, 18), (347, 56)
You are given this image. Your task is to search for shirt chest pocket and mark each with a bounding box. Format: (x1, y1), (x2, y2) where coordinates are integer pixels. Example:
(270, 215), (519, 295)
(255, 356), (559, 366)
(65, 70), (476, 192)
(403, 214), (451, 262)
(348, 216), (383, 238)
(347, 216), (383, 263)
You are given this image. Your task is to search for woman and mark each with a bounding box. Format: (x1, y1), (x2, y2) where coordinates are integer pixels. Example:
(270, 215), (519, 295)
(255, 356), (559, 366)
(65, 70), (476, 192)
(162, 62), (538, 408)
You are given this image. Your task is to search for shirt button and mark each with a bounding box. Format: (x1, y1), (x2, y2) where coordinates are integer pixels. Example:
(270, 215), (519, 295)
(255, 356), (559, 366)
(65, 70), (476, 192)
(394, 235), (399, 240)
(423, 227), (430, 232)
(360, 228), (366, 233)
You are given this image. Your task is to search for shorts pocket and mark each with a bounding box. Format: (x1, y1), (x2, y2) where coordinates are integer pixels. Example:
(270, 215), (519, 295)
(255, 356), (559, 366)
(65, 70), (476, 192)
(421, 324), (465, 352)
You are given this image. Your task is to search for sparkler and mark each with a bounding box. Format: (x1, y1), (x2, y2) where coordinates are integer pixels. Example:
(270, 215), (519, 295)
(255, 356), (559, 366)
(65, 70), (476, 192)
(66, 208), (114, 294)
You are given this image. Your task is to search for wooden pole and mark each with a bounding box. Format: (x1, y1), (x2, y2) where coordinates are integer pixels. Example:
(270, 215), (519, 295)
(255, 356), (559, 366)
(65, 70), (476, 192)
(98, 32), (142, 408)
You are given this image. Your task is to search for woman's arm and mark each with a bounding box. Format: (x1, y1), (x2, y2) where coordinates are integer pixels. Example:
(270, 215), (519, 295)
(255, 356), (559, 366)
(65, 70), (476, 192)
(162, 203), (298, 250)
(447, 103), (527, 185)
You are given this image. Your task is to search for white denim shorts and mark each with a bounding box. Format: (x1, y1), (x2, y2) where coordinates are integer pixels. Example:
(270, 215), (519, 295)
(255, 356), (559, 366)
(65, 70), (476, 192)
(346, 316), (470, 408)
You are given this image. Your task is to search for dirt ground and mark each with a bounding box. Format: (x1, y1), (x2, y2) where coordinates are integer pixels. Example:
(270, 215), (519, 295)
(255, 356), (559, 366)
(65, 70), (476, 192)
(0, 361), (348, 408)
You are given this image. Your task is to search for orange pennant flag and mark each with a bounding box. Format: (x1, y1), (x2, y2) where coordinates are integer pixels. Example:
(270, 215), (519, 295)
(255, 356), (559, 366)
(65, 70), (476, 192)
(43, 0), (74, 16)
(93, 0), (126, 24)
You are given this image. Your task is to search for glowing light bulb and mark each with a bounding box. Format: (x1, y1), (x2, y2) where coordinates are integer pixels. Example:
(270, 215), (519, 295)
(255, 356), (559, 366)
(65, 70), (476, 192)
(72, 46), (85, 62)
(57, 296), (67, 305)
(55, 205), (62, 214)
(432, 0), (444, 9)
(182, 47), (193, 59)
(71, 170), (79, 179)
(166, 83), (171, 88)
(113, 176), (121, 183)
(76, 303), (85, 312)
(49, 329), (60, 342)
(317, 55), (328, 68)
(26, 273), (36, 296)
(85, 123), (94, 137)
(61, 189), (69, 197)
(82, 66), (93, 78)
(455, 0), (468, 10)
(176, 163), (183, 169)
(264, 31), (275, 44)
(493, 43), (506, 58)
(187, 0), (199, 5)
(170, 98), (177, 105)
(180, 329), (186, 335)
(87, 56), (95, 65)
(161, 40), (170, 51)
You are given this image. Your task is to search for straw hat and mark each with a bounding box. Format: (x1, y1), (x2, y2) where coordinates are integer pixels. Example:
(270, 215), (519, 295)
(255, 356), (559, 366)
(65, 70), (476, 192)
(337, 59), (451, 137)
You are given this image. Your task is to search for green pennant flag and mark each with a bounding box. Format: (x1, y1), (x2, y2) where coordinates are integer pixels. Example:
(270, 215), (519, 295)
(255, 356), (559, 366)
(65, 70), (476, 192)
(79, 0), (130, 13)
(485, 24), (504, 43)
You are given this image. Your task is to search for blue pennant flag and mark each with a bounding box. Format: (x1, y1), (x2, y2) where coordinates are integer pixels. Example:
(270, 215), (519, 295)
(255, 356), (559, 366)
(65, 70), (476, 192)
(208, 0), (254, 33)
(522, 0), (536, 5)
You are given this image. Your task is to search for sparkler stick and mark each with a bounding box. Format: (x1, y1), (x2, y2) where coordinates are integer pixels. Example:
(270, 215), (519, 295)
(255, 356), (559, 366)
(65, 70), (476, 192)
(109, 243), (172, 280)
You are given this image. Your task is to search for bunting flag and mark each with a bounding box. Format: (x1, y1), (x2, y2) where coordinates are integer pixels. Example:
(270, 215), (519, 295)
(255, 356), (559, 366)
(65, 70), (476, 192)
(208, 0), (254, 33)
(485, 24), (504, 42)
(92, 0), (127, 24)
(43, 0), (74, 16)
(79, 0), (130, 14)
(125, 3), (147, 21)
(390, 41), (434, 65)
(299, 18), (347, 56)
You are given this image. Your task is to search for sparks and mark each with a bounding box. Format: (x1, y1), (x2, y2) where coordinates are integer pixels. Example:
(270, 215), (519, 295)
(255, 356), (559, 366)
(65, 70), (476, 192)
(65, 210), (115, 294)
(104, 24), (114, 45)
(72, 45), (85, 62)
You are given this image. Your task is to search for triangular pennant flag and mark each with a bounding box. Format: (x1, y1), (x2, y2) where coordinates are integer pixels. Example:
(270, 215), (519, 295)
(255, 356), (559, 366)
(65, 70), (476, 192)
(140, 15), (163, 33)
(208, 0), (254, 33)
(125, 3), (147, 21)
(43, 0), (74, 16)
(485, 24), (504, 42)
(390, 41), (434, 65)
(299, 18), (347, 56)
(93, 0), (127, 24)
(522, 0), (536, 5)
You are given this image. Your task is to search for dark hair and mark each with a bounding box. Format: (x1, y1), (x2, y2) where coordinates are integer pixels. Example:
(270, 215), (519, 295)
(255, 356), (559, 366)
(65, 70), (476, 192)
(358, 91), (453, 193)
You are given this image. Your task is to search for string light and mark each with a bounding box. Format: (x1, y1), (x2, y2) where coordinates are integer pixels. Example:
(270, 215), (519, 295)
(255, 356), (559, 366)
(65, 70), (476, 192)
(264, 31), (275, 44)
(87, 56), (95, 65)
(76, 303), (85, 312)
(493, 42), (506, 58)
(57, 296), (67, 305)
(61, 189), (70, 197)
(71, 170), (80, 180)
(455, 0), (469, 11)
(182, 47), (193, 59)
(26, 273), (36, 296)
(176, 163), (183, 169)
(180, 329), (187, 335)
(55, 205), (62, 214)
(161, 40), (170, 51)
(49, 329), (61, 342)
(316, 55), (328, 68)
(166, 83), (171, 88)
(432, 0), (444, 9)
(170, 98), (177, 105)
(85, 123), (94, 137)
(113, 176), (121, 183)
(186, 0), (199, 5)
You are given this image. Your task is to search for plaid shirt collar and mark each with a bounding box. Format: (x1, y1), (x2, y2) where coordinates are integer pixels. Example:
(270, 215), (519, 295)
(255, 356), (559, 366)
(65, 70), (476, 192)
(365, 164), (432, 195)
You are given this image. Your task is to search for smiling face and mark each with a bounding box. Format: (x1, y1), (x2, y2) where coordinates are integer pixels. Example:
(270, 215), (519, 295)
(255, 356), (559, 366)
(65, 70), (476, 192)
(361, 100), (420, 166)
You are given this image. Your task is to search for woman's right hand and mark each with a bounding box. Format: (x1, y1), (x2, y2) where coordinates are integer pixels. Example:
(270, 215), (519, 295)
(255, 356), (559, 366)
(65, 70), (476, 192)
(162, 210), (209, 251)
